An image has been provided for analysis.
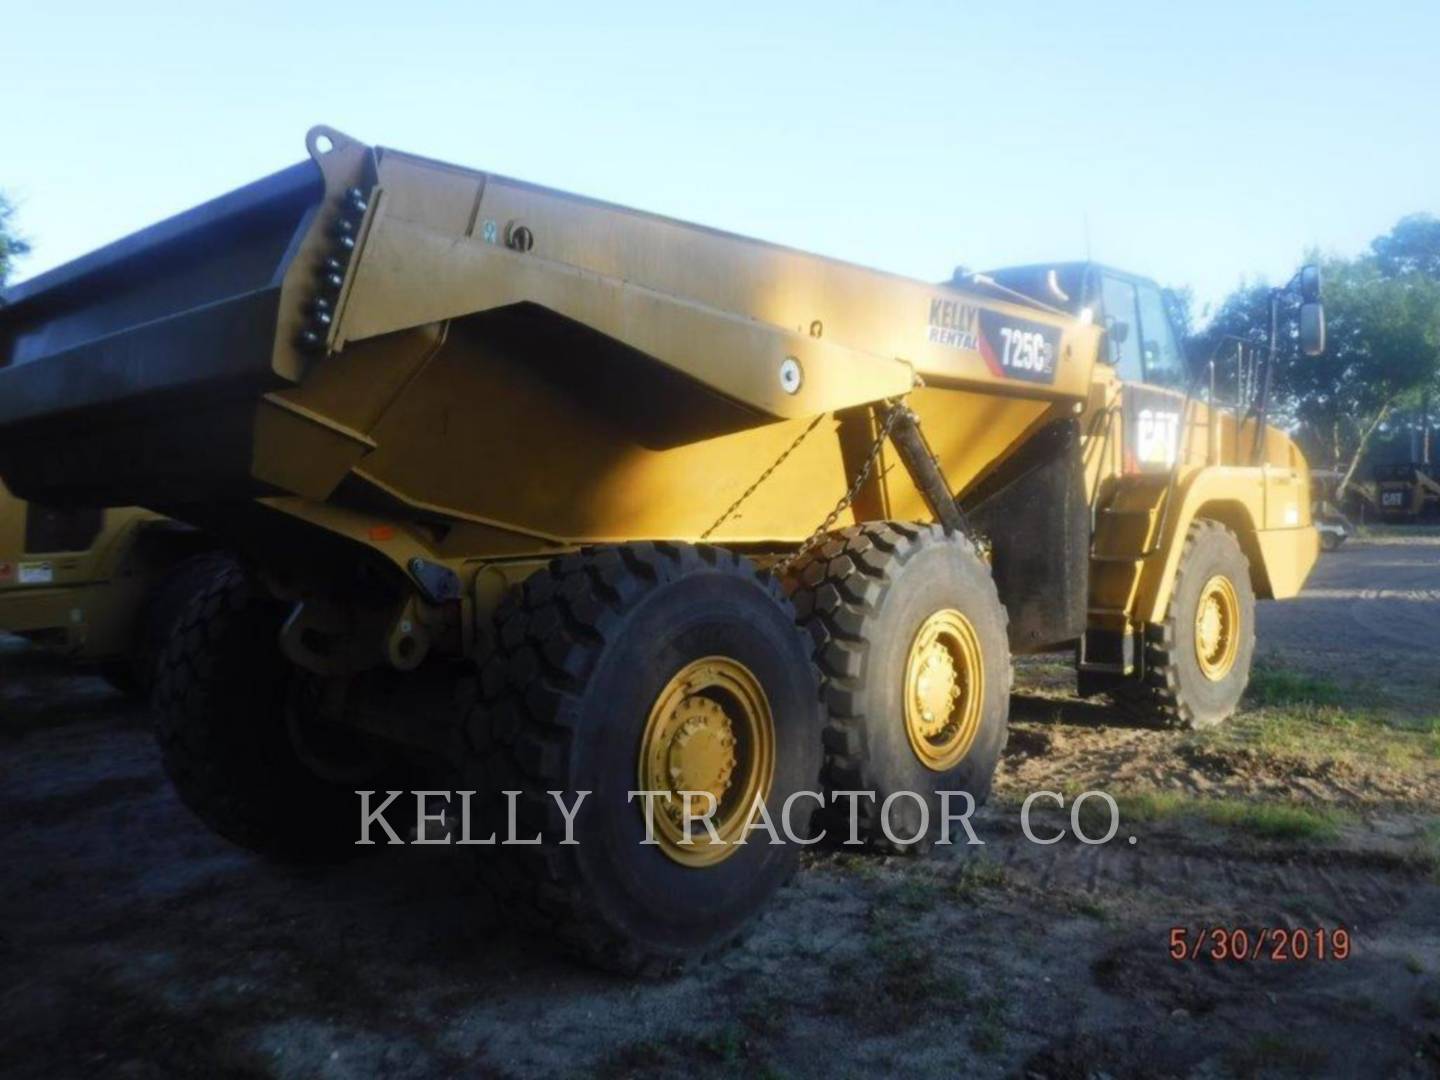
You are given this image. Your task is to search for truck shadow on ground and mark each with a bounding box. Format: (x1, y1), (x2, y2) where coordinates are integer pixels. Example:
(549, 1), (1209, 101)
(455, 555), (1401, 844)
(1009, 690), (1169, 731)
(1, 644), (625, 1075)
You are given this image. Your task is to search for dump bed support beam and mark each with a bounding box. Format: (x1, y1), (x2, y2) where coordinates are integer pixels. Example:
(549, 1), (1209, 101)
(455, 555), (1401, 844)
(881, 404), (969, 536)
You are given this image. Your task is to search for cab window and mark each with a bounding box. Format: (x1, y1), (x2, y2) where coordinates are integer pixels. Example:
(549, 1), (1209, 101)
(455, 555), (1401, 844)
(1135, 283), (1186, 388)
(1099, 275), (1143, 382)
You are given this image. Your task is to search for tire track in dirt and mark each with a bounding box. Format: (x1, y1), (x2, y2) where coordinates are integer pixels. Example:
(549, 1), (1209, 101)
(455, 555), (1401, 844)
(974, 825), (1416, 930)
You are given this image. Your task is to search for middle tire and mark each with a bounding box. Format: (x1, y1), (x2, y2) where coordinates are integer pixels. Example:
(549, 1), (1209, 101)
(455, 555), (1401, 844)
(470, 543), (823, 975)
(787, 522), (1011, 853)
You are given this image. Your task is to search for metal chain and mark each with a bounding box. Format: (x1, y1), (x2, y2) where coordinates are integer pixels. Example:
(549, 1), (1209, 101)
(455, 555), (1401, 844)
(700, 412), (828, 541)
(699, 395), (912, 580)
(770, 397), (908, 580)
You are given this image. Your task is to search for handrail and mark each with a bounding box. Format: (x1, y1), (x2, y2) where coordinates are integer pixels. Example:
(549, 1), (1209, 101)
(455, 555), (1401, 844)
(1144, 367), (1205, 557)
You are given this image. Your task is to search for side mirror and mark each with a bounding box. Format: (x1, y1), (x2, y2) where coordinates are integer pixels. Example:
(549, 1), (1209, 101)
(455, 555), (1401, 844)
(1101, 319), (1129, 366)
(1300, 302), (1325, 356)
(1299, 264), (1322, 303)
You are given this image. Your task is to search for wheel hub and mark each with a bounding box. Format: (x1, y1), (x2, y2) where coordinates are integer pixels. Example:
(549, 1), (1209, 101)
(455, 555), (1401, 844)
(638, 657), (775, 867)
(902, 609), (985, 772)
(912, 643), (962, 740)
(1193, 574), (1240, 681)
(660, 698), (738, 828)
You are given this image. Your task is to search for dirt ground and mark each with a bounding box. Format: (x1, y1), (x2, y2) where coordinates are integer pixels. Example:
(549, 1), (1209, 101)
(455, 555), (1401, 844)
(2, 537), (1438, 1079)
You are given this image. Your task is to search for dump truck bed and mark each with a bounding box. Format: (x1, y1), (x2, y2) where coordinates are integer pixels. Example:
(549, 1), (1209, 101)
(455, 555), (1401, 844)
(0, 127), (1100, 559)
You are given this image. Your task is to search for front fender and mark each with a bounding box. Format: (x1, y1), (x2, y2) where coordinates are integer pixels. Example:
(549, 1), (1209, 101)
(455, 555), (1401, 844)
(1134, 466), (1317, 624)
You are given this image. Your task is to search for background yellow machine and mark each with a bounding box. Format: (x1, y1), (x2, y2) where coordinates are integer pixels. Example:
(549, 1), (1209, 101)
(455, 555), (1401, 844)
(0, 127), (1322, 973)
(0, 482), (210, 692)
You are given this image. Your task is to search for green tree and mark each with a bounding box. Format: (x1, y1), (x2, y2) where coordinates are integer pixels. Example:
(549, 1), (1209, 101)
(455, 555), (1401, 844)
(0, 192), (30, 287)
(1371, 214), (1440, 465)
(1162, 283), (1196, 344)
(1298, 259), (1439, 492)
(1195, 252), (1440, 494)
(1372, 213), (1440, 279)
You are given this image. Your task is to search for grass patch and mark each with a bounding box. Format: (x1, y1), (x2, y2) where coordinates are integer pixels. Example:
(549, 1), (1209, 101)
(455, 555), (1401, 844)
(1227, 1032), (1330, 1075)
(599, 1022), (779, 1079)
(828, 851), (881, 881)
(870, 859), (1008, 913)
(890, 877), (941, 913)
(825, 918), (972, 1030)
(697, 1026), (744, 1065)
(1246, 666), (1348, 708)
(737, 990), (791, 1039)
(1419, 818), (1440, 867)
(1202, 800), (1344, 842)
(950, 857), (1010, 900)
(1215, 702), (1440, 775)
(1205, 662), (1440, 778)
(1071, 896), (1111, 920)
(1075, 789), (1345, 843)
(968, 994), (1007, 1054)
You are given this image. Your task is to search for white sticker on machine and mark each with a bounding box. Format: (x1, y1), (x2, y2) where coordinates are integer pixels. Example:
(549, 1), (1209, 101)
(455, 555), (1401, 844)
(1135, 408), (1181, 467)
(18, 561), (54, 585)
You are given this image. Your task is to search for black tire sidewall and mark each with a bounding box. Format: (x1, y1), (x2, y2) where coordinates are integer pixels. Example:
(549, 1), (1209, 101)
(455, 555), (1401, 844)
(155, 560), (368, 859)
(1164, 527), (1256, 724)
(560, 571), (821, 958)
(846, 540), (1009, 845)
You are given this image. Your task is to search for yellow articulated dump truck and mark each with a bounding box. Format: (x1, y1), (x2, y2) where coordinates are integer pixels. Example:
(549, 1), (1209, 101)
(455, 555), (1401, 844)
(0, 481), (212, 693)
(0, 127), (1321, 972)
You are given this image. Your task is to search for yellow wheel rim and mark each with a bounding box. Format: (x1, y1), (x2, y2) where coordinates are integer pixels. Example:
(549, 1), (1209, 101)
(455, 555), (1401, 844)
(903, 609), (986, 772)
(637, 657), (775, 868)
(1193, 574), (1241, 681)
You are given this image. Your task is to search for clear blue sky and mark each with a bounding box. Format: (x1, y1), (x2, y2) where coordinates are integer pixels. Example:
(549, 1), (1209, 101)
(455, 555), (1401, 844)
(4, 1), (1436, 315)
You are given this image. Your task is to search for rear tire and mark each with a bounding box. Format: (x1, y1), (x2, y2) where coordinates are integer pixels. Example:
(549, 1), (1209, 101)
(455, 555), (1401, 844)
(99, 552), (224, 698)
(469, 543), (823, 975)
(153, 556), (376, 860)
(1110, 520), (1255, 729)
(133, 552), (228, 694)
(786, 522), (1010, 854)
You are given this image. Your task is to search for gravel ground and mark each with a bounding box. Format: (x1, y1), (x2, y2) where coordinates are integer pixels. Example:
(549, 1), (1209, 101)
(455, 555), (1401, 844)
(1257, 533), (1440, 713)
(1, 537), (1437, 1079)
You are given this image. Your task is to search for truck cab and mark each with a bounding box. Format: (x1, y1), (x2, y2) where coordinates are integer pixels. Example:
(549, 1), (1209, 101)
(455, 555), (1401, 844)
(981, 262), (1188, 389)
(973, 260), (1320, 725)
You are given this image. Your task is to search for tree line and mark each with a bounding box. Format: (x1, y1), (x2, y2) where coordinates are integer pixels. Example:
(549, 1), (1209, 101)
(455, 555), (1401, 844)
(0, 193), (28, 287)
(1189, 214), (1440, 494)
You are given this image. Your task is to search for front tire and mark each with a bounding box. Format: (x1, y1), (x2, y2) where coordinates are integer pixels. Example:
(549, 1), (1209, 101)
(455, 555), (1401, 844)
(786, 522), (1011, 853)
(1111, 519), (1256, 729)
(470, 543), (823, 975)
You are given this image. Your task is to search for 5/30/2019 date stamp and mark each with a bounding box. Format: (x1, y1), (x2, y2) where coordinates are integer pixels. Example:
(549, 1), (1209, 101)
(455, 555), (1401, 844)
(1169, 927), (1352, 962)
